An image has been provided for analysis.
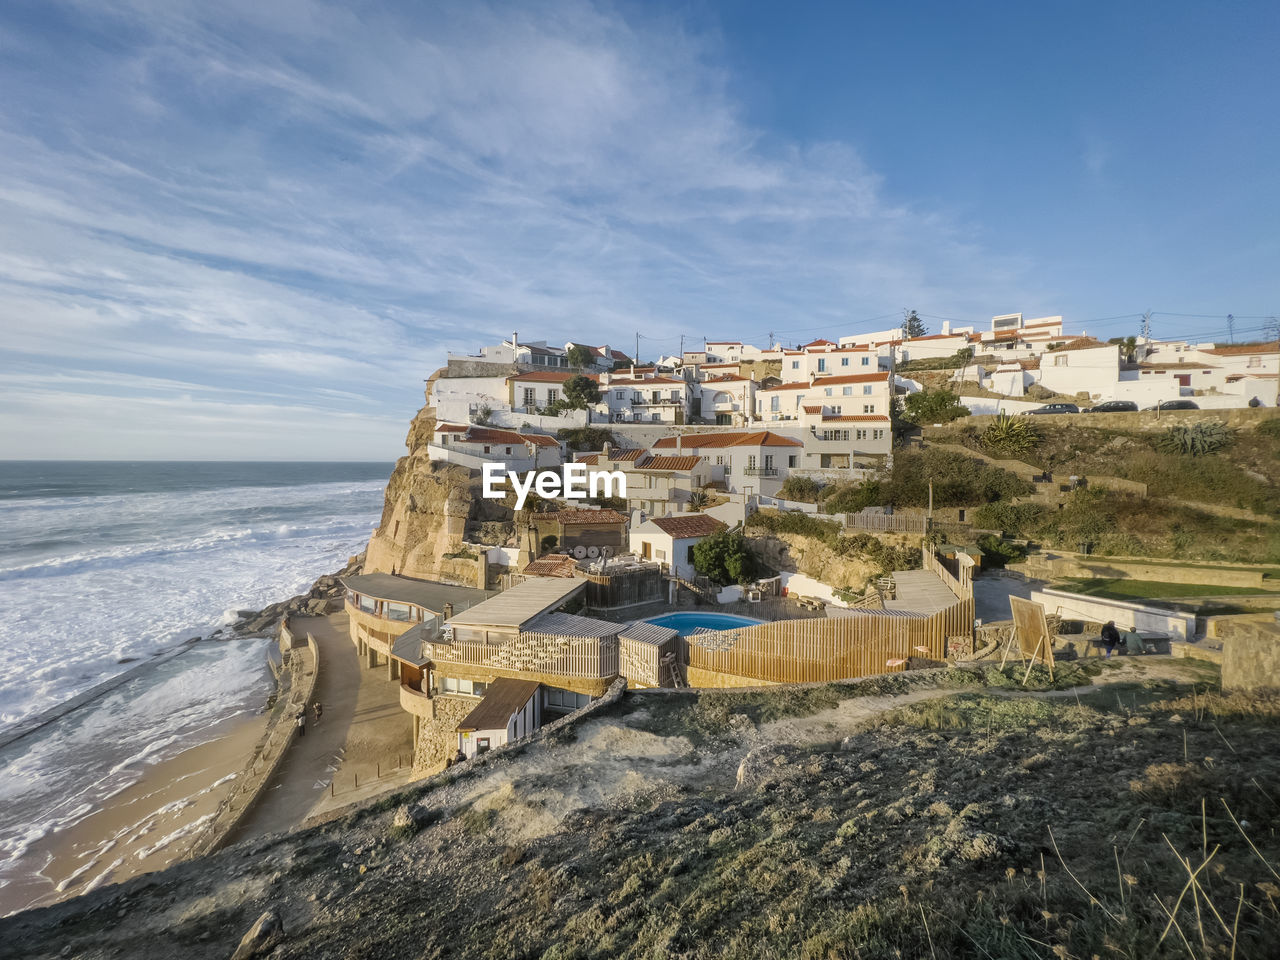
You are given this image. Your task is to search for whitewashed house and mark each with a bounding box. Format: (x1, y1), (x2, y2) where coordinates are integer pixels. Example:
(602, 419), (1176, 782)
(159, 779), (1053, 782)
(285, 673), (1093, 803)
(629, 514), (727, 580)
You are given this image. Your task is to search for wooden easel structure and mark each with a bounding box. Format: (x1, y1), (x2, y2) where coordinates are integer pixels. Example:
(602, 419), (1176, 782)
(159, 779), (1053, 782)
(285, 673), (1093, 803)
(1000, 596), (1056, 684)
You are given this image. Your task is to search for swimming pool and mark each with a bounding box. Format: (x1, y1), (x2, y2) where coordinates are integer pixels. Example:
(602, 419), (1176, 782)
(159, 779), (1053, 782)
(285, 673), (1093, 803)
(643, 612), (765, 635)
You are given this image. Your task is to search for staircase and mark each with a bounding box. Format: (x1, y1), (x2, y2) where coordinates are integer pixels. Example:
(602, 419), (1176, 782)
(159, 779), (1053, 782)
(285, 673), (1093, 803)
(669, 574), (719, 604)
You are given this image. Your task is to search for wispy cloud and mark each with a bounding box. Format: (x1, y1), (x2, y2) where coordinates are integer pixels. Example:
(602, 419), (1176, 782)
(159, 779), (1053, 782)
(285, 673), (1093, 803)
(0, 0), (1038, 458)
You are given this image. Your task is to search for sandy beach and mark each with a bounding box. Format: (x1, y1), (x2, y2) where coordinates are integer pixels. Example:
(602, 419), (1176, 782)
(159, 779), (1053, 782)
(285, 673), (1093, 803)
(0, 698), (269, 918)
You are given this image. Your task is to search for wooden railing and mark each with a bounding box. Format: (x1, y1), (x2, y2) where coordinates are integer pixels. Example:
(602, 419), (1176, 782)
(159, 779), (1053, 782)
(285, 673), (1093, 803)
(924, 548), (974, 600)
(844, 512), (928, 534)
(437, 632), (620, 679)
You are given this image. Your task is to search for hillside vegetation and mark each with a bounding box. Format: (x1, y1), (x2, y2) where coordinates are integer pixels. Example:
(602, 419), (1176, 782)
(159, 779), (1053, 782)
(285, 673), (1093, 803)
(5, 661), (1277, 960)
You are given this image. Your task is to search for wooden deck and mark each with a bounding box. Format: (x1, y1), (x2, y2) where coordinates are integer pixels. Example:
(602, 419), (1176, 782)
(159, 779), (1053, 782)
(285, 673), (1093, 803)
(884, 570), (958, 616)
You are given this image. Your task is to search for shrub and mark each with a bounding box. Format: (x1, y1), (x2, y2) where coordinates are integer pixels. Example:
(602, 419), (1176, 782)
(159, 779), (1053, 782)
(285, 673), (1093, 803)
(778, 476), (822, 503)
(975, 534), (1026, 568)
(971, 501), (1047, 536)
(820, 479), (882, 514)
(540, 534), (558, 552)
(980, 413), (1041, 457)
(692, 530), (757, 585)
(1154, 420), (1232, 456)
(557, 426), (615, 451)
(887, 449), (1032, 507)
(899, 388), (971, 425)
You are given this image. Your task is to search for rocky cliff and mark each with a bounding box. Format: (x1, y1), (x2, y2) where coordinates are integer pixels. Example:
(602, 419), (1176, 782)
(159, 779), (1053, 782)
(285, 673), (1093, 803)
(363, 401), (510, 584)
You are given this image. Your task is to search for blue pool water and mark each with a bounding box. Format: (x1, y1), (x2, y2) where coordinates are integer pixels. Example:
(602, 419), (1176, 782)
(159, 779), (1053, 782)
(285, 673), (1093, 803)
(644, 612), (765, 635)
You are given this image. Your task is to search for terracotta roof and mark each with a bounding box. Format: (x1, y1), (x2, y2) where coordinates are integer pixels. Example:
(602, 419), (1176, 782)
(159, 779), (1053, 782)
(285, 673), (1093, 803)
(653, 430), (803, 449)
(802, 338), (837, 348)
(702, 374), (749, 383)
(635, 455), (702, 471)
(506, 370), (582, 383)
(456, 678), (541, 733)
(706, 340), (743, 346)
(605, 448), (646, 462)
(1226, 372), (1278, 381)
(648, 514), (727, 539)
(435, 422), (468, 432)
(553, 509), (628, 525)
(461, 426), (560, 447)
(822, 414), (891, 423)
(802, 405), (823, 414)
(1203, 340), (1279, 356)
(576, 454), (600, 465)
(1055, 337), (1111, 351)
(760, 372), (889, 392)
(522, 554), (581, 578)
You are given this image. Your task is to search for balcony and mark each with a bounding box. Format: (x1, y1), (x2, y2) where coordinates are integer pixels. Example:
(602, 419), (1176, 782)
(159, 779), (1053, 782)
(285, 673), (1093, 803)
(399, 681), (436, 719)
(742, 467), (777, 477)
(631, 397), (683, 406)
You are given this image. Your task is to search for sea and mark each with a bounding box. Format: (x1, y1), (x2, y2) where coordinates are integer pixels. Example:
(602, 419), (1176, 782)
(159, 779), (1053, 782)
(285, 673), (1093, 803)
(0, 460), (390, 910)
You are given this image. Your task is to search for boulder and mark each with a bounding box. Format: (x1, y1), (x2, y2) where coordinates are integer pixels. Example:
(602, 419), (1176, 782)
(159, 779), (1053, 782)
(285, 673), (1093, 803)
(229, 909), (284, 960)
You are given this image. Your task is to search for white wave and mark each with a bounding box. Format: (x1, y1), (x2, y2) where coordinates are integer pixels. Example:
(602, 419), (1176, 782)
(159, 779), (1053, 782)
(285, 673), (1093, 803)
(133, 813), (214, 861)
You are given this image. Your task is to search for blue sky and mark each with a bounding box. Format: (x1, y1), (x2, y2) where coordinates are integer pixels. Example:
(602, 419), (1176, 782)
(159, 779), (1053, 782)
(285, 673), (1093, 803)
(0, 0), (1275, 459)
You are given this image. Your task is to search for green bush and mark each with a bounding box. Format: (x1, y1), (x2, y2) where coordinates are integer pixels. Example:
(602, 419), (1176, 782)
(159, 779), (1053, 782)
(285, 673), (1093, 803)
(692, 530), (757, 585)
(971, 501), (1048, 536)
(778, 476), (822, 503)
(887, 449), (1032, 507)
(899, 389), (971, 425)
(556, 426), (615, 451)
(975, 534), (1026, 567)
(819, 479), (882, 514)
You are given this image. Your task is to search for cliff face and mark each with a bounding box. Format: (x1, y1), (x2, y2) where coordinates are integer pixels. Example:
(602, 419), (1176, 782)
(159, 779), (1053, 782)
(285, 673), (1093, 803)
(363, 404), (489, 583)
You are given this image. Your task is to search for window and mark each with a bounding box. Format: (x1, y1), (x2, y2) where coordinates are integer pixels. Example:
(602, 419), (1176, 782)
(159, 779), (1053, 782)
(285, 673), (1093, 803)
(791, 360), (800, 369)
(670, 390), (680, 401)
(505, 447), (512, 455)
(385, 602), (412, 622)
(770, 396), (780, 412)
(863, 385), (873, 395)
(1248, 356), (1262, 368)
(1054, 355), (1068, 367)
(651, 391), (661, 403)
(831, 405), (842, 414)
(861, 356), (870, 366)
(358, 594), (376, 614)
(863, 404), (875, 414)
(841, 357), (849, 367)
(824, 388), (832, 397)
(687, 545), (696, 564)
(763, 454), (773, 469)
(873, 429), (884, 440)
(523, 388), (536, 407)
(476, 737), (491, 754)
(615, 391), (625, 399)
(747, 454), (757, 469)
(856, 429), (867, 441)
(843, 386), (852, 395)
(817, 359), (826, 372)
(545, 689), (591, 710)
(442, 677), (487, 697)
(547, 389), (559, 404)
(651, 413), (660, 422)
(715, 456), (724, 465)
(788, 455), (797, 467)
(483, 445), (491, 453)
(633, 392), (643, 403)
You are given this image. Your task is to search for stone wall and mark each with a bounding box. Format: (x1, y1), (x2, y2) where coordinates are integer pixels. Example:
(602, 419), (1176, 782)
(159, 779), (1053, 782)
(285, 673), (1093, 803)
(940, 406), (1279, 433)
(1221, 617), (1280, 693)
(1029, 588), (1194, 639)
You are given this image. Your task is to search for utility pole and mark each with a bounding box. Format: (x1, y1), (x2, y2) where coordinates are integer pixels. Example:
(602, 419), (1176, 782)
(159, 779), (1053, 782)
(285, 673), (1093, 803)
(1141, 310), (1152, 343)
(1227, 314), (1235, 344)
(635, 331), (639, 366)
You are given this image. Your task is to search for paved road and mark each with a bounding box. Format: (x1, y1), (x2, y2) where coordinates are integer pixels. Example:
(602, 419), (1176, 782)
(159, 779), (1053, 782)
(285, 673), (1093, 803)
(972, 574), (1045, 623)
(229, 612), (413, 842)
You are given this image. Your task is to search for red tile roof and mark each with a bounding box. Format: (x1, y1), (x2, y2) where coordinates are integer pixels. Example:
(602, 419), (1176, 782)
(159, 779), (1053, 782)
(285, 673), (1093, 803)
(606, 448), (646, 462)
(648, 514), (726, 539)
(653, 430), (802, 449)
(802, 405), (823, 414)
(822, 414), (891, 422)
(553, 509), (628, 525)
(521, 554), (581, 578)
(607, 376), (685, 386)
(1203, 340), (1278, 356)
(1055, 337), (1111, 352)
(576, 454), (600, 465)
(635, 455), (703, 471)
(802, 338), (837, 348)
(460, 426), (560, 447)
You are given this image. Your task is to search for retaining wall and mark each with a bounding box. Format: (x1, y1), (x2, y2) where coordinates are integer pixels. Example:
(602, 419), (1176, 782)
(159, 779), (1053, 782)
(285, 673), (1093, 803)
(1029, 588), (1194, 639)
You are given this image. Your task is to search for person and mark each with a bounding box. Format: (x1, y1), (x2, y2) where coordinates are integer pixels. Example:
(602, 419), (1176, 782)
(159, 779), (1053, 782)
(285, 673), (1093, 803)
(295, 710), (306, 738)
(1100, 621), (1121, 658)
(313, 701), (323, 724)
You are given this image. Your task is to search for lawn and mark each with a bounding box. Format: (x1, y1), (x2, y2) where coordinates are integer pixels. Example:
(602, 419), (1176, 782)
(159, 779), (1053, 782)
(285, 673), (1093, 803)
(1059, 577), (1280, 600)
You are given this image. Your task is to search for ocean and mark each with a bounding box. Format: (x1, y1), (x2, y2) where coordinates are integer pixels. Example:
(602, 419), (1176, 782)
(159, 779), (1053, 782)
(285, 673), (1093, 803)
(0, 460), (390, 910)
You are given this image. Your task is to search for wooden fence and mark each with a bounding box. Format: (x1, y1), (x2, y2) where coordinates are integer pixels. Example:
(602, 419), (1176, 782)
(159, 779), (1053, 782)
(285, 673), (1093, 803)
(844, 512), (928, 534)
(684, 597), (974, 685)
(924, 548), (974, 599)
(436, 631), (620, 679)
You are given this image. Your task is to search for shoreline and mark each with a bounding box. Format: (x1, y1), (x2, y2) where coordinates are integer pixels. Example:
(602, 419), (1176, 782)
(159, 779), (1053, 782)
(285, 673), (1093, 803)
(0, 707), (269, 917)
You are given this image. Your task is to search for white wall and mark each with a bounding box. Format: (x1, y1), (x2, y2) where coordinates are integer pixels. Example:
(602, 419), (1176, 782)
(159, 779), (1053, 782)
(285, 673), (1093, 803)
(1029, 588), (1194, 639)
(430, 375), (511, 422)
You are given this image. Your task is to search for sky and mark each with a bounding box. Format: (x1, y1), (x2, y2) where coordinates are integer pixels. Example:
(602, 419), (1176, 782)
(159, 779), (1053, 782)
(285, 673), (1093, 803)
(0, 0), (1276, 460)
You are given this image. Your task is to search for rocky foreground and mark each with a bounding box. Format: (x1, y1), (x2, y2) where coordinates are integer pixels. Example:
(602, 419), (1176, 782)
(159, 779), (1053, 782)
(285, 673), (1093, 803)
(3, 659), (1278, 960)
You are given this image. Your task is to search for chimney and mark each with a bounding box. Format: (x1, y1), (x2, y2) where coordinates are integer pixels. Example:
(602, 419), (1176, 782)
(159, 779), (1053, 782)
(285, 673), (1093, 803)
(677, 434), (683, 452)
(512, 331), (518, 349)
(600, 371), (610, 387)
(809, 372), (816, 386)
(443, 602), (454, 620)
(941, 320), (951, 335)
(602, 441), (612, 461)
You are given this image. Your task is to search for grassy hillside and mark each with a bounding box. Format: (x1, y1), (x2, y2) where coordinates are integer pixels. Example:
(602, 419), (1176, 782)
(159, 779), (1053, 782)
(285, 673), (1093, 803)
(5, 661), (1278, 960)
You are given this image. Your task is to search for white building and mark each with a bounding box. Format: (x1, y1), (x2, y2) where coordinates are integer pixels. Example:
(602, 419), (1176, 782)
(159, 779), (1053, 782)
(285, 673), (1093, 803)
(629, 514), (727, 580)
(429, 374), (511, 423)
(432, 423), (563, 471)
(595, 372), (691, 423)
(651, 430), (803, 495)
(508, 370), (587, 413)
(693, 373), (758, 425)
(455, 677), (542, 759)
(757, 371), (892, 423)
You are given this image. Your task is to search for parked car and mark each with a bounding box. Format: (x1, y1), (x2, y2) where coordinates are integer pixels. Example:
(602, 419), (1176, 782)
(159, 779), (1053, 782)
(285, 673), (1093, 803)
(1021, 402), (1080, 415)
(1084, 400), (1139, 413)
(1143, 399), (1200, 411)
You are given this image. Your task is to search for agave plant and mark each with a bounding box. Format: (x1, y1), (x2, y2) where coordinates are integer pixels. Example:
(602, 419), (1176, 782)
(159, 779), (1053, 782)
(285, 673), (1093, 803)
(687, 490), (710, 511)
(980, 413), (1041, 457)
(1155, 421), (1232, 456)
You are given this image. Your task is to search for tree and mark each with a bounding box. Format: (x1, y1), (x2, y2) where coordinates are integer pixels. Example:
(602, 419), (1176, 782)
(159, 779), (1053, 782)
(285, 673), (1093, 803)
(557, 426), (614, 451)
(692, 530), (756, 586)
(1122, 336), (1138, 363)
(566, 344), (595, 368)
(899, 388), (970, 426)
(561, 375), (601, 409)
(902, 309), (927, 339)
(539, 534), (558, 553)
